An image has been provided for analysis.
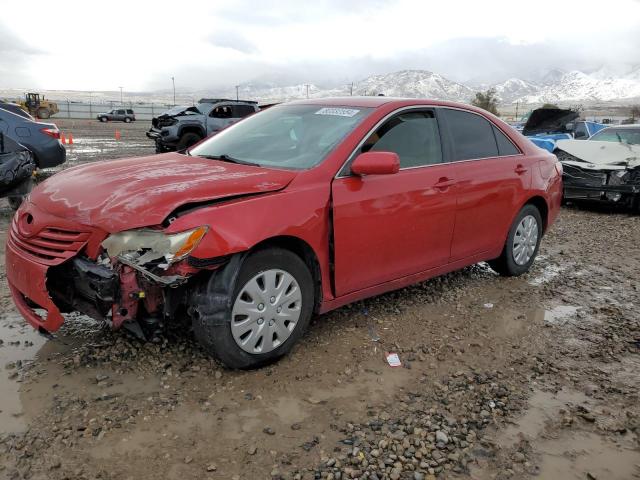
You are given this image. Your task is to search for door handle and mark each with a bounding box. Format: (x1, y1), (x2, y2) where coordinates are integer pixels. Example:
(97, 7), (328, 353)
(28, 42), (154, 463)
(433, 177), (455, 190)
(515, 164), (528, 175)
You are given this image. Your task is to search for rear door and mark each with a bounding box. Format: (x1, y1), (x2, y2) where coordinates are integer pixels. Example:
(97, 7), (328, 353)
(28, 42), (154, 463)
(331, 109), (458, 296)
(207, 104), (234, 134)
(439, 108), (531, 262)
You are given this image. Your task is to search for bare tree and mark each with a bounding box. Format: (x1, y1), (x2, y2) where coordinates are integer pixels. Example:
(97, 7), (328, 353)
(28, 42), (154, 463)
(471, 88), (500, 116)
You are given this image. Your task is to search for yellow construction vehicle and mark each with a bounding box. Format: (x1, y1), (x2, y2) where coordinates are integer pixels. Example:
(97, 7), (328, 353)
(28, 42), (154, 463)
(19, 93), (59, 119)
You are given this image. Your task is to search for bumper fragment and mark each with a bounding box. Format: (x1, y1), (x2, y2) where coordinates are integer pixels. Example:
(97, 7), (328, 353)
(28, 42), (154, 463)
(6, 242), (64, 331)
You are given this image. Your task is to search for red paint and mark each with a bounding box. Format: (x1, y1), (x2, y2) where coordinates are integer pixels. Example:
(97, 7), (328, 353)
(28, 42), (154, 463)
(6, 98), (562, 332)
(351, 151), (400, 175)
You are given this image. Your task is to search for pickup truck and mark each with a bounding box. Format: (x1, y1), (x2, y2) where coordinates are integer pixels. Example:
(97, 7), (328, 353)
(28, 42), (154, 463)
(146, 99), (258, 152)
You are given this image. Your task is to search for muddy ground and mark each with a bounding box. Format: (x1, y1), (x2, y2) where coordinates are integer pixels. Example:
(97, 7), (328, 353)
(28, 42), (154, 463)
(1, 120), (639, 480)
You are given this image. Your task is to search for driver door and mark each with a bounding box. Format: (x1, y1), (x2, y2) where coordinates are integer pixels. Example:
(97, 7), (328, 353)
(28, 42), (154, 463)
(331, 109), (457, 296)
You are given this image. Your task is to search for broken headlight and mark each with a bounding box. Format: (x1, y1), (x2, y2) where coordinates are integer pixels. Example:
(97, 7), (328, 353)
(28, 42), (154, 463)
(101, 226), (208, 264)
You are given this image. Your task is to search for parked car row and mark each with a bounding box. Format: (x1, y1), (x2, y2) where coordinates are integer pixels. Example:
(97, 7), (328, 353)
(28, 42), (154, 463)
(0, 106), (66, 208)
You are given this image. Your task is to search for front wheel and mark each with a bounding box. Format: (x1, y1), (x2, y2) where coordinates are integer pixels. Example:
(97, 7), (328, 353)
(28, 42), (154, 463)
(176, 132), (203, 151)
(488, 204), (543, 276)
(99, 117), (108, 122)
(192, 248), (314, 369)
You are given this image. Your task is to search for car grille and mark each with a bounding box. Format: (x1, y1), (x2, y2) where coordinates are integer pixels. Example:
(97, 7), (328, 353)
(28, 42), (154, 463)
(562, 164), (607, 188)
(9, 222), (91, 266)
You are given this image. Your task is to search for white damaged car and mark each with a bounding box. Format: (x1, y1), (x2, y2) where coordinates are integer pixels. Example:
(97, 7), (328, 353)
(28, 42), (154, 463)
(555, 125), (640, 209)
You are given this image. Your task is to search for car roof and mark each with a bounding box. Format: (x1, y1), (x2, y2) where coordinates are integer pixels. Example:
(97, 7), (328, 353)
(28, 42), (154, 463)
(601, 124), (640, 129)
(284, 96), (483, 111)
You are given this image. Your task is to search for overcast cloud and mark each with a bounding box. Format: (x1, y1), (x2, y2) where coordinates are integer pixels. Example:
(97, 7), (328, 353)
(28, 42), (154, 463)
(0, 0), (639, 91)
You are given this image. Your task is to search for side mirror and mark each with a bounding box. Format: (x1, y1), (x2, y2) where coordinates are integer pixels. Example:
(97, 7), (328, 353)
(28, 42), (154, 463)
(351, 151), (400, 176)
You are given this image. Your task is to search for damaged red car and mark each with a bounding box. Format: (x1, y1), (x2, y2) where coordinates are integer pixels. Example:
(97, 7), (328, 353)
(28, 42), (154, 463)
(6, 98), (562, 368)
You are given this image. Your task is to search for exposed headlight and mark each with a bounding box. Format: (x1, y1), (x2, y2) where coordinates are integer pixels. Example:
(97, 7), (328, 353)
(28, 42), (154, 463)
(101, 226), (208, 263)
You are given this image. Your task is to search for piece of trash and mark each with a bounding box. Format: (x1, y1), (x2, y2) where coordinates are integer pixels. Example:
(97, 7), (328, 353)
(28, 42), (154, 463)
(484, 303), (494, 308)
(385, 352), (402, 367)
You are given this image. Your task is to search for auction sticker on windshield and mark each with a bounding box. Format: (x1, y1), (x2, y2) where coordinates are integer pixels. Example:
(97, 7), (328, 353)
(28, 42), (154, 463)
(315, 107), (360, 117)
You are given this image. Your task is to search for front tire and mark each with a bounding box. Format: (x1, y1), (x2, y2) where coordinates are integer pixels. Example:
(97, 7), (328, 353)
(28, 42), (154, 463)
(177, 132), (203, 151)
(37, 108), (50, 119)
(99, 117), (108, 122)
(192, 248), (314, 369)
(488, 204), (543, 276)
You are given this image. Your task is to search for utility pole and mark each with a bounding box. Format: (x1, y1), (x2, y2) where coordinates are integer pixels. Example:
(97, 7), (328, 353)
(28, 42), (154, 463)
(304, 84), (310, 99)
(118, 86), (123, 105)
(515, 101), (519, 121)
(349, 82), (354, 96)
(171, 77), (176, 106)
(235, 85), (239, 101)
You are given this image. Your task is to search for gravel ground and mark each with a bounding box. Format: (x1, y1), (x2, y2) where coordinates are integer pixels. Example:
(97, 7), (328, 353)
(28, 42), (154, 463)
(0, 121), (639, 479)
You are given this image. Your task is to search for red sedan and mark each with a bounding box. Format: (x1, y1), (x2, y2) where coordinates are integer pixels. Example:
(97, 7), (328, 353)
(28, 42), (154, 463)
(6, 98), (562, 368)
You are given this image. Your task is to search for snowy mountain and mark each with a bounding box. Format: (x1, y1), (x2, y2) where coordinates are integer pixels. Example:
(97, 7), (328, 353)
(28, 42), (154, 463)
(4, 66), (640, 107)
(351, 70), (474, 101)
(491, 78), (540, 103)
(516, 69), (640, 103)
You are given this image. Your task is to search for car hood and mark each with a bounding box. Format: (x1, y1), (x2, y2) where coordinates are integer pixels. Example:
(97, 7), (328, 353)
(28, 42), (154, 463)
(31, 153), (297, 232)
(523, 108), (579, 136)
(555, 139), (640, 170)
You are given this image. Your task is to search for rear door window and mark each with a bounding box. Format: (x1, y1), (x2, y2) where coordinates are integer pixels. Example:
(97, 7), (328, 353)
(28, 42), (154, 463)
(126, 109), (134, 114)
(232, 104), (256, 118)
(492, 126), (520, 156)
(441, 109), (499, 161)
(361, 110), (443, 169)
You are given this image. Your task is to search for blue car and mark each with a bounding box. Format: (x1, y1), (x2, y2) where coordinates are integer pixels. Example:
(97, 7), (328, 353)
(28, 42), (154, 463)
(521, 108), (606, 152)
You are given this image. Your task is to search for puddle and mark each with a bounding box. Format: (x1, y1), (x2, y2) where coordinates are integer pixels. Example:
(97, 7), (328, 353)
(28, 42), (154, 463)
(529, 263), (567, 286)
(499, 388), (589, 446)
(0, 314), (48, 433)
(543, 305), (580, 325)
(538, 432), (640, 480)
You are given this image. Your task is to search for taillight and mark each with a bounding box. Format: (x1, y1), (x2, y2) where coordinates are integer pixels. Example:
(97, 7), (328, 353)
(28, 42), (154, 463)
(40, 127), (61, 139)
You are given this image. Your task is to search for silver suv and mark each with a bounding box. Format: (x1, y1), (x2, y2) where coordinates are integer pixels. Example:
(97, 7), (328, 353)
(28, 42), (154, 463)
(146, 99), (258, 152)
(97, 109), (136, 123)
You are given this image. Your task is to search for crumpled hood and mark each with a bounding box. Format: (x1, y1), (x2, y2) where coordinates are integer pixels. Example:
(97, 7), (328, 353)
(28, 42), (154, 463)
(523, 108), (579, 136)
(556, 139), (640, 170)
(31, 153), (296, 232)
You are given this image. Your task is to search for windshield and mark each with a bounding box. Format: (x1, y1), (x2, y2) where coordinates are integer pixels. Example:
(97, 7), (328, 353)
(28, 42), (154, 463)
(590, 127), (640, 145)
(189, 104), (372, 169)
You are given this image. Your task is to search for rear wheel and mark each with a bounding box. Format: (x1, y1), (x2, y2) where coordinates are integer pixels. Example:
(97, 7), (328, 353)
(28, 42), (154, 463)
(124, 117), (132, 123)
(177, 132), (203, 151)
(192, 248), (314, 369)
(488, 204), (543, 276)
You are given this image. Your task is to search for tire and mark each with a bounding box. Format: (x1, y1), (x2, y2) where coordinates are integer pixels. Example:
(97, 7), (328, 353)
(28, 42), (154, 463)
(37, 108), (50, 119)
(488, 204), (543, 277)
(124, 117), (131, 123)
(177, 132), (203, 151)
(192, 248), (314, 369)
(99, 117), (108, 122)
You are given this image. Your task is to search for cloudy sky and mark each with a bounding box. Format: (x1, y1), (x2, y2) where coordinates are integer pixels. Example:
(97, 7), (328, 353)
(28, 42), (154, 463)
(1, 0), (639, 92)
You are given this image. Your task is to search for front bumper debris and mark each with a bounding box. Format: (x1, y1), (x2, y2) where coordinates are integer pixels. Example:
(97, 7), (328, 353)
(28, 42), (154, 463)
(562, 163), (640, 204)
(6, 203), (202, 333)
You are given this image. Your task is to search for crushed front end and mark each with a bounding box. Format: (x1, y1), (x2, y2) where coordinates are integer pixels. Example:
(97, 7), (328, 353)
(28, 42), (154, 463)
(558, 154), (640, 208)
(6, 202), (208, 337)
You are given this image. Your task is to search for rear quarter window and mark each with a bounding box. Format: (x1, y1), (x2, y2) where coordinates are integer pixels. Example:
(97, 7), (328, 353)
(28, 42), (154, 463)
(493, 126), (520, 156)
(441, 109), (499, 161)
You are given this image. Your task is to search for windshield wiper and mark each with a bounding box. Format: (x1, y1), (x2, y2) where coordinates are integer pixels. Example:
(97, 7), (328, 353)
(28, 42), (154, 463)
(197, 154), (260, 167)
